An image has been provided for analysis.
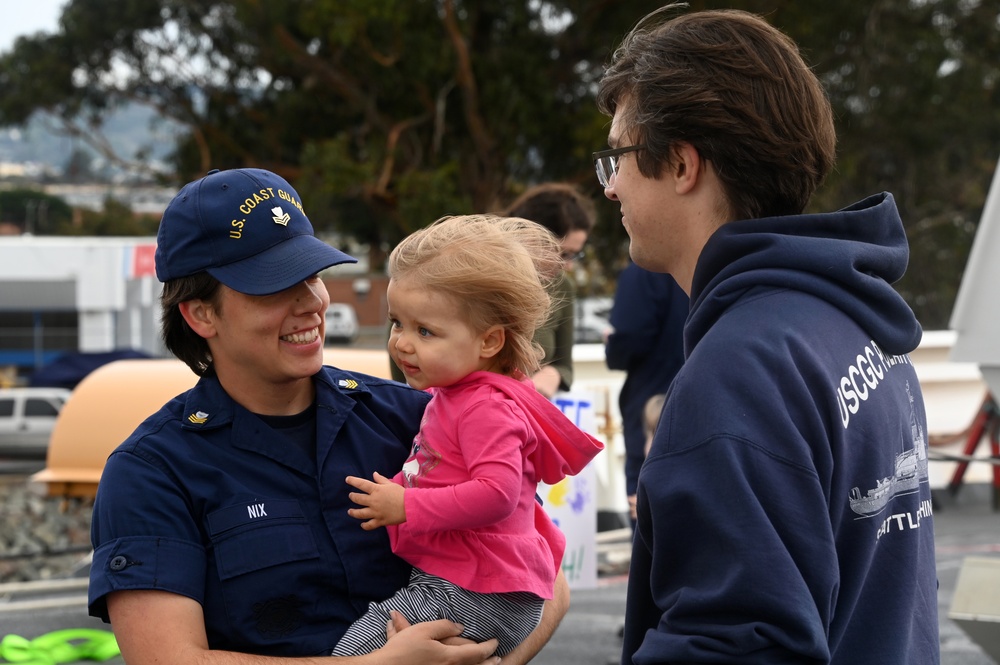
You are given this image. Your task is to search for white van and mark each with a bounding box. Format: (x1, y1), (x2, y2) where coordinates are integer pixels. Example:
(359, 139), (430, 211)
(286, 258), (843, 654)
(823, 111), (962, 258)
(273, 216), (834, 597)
(324, 304), (360, 345)
(0, 387), (72, 458)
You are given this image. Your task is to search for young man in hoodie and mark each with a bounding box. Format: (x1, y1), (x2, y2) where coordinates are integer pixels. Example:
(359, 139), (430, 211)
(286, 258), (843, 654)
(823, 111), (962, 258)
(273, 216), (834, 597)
(594, 7), (939, 665)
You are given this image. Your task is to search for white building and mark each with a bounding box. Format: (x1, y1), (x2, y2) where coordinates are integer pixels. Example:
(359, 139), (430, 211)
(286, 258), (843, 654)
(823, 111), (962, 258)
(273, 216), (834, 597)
(0, 236), (162, 372)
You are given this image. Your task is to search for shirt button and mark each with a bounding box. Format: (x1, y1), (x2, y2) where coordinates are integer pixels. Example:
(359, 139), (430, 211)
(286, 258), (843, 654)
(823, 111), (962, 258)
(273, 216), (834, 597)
(109, 555), (128, 571)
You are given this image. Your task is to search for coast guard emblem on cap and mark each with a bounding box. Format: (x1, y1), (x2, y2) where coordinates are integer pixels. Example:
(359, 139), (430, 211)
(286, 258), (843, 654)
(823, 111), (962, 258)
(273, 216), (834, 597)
(271, 206), (291, 226)
(338, 379), (358, 390)
(188, 411), (210, 424)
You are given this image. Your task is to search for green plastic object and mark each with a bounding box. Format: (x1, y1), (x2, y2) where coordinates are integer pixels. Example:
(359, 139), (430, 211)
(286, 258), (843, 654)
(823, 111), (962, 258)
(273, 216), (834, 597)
(0, 629), (120, 664)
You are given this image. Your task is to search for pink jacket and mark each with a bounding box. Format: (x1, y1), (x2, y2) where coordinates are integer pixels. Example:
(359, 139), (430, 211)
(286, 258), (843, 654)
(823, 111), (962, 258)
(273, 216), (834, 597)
(387, 371), (604, 598)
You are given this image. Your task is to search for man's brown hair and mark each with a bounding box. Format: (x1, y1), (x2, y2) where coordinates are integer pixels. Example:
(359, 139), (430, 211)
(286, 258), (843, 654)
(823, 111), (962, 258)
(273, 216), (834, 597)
(597, 6), (836, 220)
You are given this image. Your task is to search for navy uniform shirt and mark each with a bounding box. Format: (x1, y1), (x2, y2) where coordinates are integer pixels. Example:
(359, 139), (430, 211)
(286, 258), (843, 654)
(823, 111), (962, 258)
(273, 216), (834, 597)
(89, 366), (429, 656)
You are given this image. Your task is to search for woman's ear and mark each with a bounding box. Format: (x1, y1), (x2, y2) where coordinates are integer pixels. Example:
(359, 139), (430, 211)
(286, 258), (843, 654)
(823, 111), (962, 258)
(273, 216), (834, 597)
(179, 299), (218, 339)
(480, 325), (506, 359)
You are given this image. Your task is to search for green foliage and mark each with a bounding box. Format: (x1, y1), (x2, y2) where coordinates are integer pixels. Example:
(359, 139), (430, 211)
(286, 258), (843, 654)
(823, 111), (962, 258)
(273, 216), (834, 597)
(0, 189), (156, 236)
(64, 197), (160, 236)
(772, 0), (1000, 329)
(2, 0), (1000, 327)
(0, 189), (73, 234)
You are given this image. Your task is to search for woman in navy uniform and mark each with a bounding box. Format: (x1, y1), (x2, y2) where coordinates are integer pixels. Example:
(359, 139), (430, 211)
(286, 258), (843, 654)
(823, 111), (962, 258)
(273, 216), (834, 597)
(88, 168), (567, 665)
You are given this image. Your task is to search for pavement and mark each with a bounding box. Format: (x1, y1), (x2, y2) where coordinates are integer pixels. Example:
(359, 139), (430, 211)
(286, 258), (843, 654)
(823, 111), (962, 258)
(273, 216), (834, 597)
(1, 484), (998, 664)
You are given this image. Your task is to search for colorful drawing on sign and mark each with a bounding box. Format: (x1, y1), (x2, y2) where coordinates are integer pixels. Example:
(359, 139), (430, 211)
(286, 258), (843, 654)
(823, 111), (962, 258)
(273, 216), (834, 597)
(543, 476), (592, 516)
(540, 391), (601, 589)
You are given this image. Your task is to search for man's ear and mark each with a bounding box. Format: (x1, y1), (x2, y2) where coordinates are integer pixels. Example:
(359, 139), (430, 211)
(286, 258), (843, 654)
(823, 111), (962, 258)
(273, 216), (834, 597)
(480, 325), (506, 359)
(672, 141), (703, 195)
(178, 299), (218, 339)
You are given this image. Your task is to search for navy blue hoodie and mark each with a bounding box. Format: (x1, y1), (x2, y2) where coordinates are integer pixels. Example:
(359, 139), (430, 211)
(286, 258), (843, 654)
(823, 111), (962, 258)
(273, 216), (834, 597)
(623, 193), (940, 664)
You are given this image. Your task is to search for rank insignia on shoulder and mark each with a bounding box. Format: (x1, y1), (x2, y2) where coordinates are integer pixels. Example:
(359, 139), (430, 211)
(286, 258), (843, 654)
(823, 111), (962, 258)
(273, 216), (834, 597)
(188, 411), (210, 424)
(337, 379), (359, 390)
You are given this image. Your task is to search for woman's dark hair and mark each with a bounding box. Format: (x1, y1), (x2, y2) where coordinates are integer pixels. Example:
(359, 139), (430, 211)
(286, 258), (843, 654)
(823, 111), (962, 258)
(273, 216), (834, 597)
(160, 272), (222, 376)
(504, 182), (597, 239)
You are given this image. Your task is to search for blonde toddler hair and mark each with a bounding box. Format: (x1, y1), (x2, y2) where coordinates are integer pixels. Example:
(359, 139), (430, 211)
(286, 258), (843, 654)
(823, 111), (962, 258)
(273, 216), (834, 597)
(388, 214), (563, 377)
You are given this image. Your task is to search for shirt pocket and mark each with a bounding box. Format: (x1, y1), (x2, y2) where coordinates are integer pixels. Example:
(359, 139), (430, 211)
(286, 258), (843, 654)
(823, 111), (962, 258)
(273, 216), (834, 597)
(207, 498), (320, 579)
(205, 499), (323, 649)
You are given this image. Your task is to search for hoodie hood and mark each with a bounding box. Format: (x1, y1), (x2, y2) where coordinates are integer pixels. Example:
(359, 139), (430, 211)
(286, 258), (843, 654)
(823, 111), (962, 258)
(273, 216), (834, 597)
(687, 192), (921, 356)
(457, 371), (604, 484)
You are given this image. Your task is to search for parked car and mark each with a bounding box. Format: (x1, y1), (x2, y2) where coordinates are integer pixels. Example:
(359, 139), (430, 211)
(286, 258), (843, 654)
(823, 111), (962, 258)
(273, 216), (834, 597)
(574, 297), (613, 344)
(324, 303), (360, 345)
(0, 387), (72, 458)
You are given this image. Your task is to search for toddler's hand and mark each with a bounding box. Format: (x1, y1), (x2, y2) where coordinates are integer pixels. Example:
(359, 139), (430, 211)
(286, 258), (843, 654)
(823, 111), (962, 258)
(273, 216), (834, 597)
(345, 472), (407, 529)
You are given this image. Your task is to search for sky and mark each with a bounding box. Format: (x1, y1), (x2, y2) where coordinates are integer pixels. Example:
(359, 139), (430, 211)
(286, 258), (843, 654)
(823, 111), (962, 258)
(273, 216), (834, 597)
(1, 1), (66, 52)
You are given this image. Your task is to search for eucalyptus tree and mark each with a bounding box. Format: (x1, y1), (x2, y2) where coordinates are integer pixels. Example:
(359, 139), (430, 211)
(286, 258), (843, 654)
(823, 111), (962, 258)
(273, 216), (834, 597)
(3, 0), (999, 326)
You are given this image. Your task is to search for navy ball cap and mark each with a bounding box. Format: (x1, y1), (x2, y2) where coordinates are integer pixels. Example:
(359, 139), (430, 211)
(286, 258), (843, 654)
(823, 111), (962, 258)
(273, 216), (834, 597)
(155, 168), (356, 295)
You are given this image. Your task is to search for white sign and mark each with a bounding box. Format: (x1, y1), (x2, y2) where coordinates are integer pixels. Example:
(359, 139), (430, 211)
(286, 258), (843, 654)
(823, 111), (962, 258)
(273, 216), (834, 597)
(540, 391), (600, 589)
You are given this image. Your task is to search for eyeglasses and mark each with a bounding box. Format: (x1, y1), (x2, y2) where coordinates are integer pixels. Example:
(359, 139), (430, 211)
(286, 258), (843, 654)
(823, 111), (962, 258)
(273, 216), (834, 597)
(592, 144), (645, 188)
(560, 250), (586, 262)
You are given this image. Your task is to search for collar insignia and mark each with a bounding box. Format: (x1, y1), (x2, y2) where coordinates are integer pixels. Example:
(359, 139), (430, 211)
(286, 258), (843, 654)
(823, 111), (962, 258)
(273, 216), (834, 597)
(338, 379), (359, 390)
(188, 410), (209, 424)
(271, 206), (291, 226)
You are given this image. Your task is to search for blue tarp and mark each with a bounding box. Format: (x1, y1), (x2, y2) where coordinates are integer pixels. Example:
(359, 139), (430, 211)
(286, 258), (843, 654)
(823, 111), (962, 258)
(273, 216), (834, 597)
(28, 349), (153, 389)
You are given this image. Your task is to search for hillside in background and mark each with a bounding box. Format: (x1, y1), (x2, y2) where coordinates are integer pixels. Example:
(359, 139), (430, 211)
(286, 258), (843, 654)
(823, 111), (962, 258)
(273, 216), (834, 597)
(0, 103), (182, 180)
